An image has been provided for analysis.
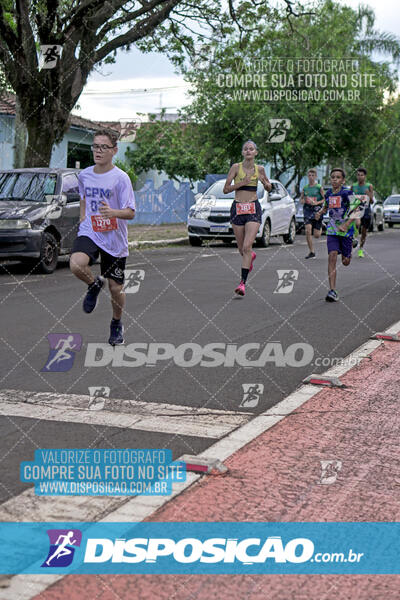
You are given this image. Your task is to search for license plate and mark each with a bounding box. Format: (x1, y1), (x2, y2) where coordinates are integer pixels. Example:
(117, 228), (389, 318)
(210, 225), (229, 233)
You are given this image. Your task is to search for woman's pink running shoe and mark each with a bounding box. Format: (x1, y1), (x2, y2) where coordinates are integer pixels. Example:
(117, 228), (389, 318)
(235, 281), (246, 296)
(249, 251), (257, 272)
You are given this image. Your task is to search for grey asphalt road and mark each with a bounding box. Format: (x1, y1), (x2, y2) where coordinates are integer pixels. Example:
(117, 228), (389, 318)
(0, 227), (399, 502)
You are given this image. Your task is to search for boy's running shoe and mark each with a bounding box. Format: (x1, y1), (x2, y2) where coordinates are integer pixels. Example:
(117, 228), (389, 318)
(305, 252), (316, 259)
(325, 289), (339, 302)
(83, 275), (104, 313)
(235, 281), (246, 296)
(249, 251), (257, 272)
(358, 248), (364, 258)
(352, 238), (358, 249)
(109, 319), (124, 346)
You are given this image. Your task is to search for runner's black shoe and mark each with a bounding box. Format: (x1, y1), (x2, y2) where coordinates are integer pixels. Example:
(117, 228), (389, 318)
(109, 319), (124, 346)
(83, 276), (104, 313)
(352, 238), (358, 249)
(325, 289), (339, 302)
(305, 252), (316, 259)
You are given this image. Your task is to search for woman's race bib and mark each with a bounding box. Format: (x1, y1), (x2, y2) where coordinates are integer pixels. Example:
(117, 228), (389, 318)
(91, 215), (118, 232)
(236, 202), (256, 215)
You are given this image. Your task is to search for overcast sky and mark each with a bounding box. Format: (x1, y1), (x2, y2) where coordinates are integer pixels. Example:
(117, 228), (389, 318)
(76, 0), (400, 121)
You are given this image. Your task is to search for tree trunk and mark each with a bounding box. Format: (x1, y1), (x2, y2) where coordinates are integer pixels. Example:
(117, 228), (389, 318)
(13, 97), (27, 168)
(24, 119), (54, 167)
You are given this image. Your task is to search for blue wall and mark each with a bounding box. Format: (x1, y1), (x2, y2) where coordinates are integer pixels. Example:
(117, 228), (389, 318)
(131, 179), (194, 225)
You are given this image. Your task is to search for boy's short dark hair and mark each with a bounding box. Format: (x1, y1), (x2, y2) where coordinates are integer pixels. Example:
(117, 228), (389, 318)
(357, 167), (367, 175)
(330, 168), (346, 178)
(94, 128), (118, 147)
(308, 168), (317, 175)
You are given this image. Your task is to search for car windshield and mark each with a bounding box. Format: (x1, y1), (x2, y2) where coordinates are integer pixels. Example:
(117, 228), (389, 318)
(384, 196), (400, 206)
(204, 179), (264, 200)
(0, 172), (57, 202)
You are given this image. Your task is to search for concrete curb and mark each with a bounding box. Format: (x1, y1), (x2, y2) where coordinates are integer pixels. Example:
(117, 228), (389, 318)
(128, 237), (188, 248)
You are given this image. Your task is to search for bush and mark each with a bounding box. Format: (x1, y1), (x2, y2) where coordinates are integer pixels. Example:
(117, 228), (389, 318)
(114, 160), (138, 186)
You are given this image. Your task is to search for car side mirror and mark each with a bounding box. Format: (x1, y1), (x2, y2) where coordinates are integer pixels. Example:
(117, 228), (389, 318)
(45, 194), (67, 206)
(65, 193), (80, 203)
(194, 193), (202, 202)
(269, 193), (281, 201)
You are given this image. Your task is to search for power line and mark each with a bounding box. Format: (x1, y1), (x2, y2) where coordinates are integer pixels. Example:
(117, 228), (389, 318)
(82, 85), (188, 96)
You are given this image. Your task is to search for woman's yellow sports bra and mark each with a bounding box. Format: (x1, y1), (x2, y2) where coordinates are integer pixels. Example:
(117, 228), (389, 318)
(234, 162), (259, 192)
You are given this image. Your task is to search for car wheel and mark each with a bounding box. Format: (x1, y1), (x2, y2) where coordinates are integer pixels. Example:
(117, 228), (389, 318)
(283, 218), (296, 244)
(257, 220), (271, 247)
(37, 232), (59, 274)
(388, 222), (394, 228)
(189, 236), (203, 247)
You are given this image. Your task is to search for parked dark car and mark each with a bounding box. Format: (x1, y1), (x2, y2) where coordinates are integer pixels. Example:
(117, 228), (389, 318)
(0, 168), (81, 273)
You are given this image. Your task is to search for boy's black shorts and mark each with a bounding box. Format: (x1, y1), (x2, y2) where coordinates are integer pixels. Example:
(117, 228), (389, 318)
(304, 215), (323, 230)
(71, 235), (126, 285)
(360, 214), (372, 229)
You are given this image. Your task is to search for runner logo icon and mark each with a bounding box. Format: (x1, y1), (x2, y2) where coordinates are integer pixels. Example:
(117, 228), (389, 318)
(274, 270), (299, 294)
(267, 118), (291, 143)
(123, 269), (145, 294)
(319, 460), (342, 485)
(41, 334), (82, 372)
(240, 383), (264, 408)
(88, 386), (110, 410)
(39, 45), (62, 69)
(42, 529), (82, 568)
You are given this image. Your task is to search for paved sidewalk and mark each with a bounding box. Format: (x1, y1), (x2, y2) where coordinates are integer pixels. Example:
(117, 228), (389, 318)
(35, 332), (400, 599)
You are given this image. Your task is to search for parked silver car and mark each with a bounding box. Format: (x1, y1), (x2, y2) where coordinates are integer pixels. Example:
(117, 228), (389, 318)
(188, 178), (296, 247)
(383, 195), (400, 227)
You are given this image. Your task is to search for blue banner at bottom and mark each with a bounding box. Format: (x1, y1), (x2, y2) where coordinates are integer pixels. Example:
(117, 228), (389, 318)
(0, 522), (398, 574)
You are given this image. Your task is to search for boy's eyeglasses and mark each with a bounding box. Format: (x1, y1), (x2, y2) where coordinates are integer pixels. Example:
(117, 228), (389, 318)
(91, 144), (115, 152)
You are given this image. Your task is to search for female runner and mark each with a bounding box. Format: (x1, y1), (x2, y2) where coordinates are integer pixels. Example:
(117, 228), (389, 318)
(223, 140), (272, 295)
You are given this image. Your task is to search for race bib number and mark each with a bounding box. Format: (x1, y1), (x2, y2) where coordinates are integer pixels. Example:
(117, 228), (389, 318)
(329, 196), (342, 209)
(91, 215), (118, 232)
(236, 202), (256, 215)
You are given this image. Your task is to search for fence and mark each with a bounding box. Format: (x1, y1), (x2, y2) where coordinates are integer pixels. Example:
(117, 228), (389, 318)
(130, 179), (194, 225)
(130, 175), (228, 225)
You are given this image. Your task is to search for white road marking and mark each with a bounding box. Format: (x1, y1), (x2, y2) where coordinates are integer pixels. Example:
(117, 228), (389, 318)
(0, 389), (251, 440)
(167, 258), (184, 262)
(0, 279), (43, 286)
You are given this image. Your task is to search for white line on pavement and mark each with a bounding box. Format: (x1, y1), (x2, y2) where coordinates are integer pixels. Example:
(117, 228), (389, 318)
(0, 390), (251, 440)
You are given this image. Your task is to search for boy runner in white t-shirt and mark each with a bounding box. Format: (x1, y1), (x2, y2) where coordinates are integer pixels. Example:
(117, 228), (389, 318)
(70, 129), (136, 345)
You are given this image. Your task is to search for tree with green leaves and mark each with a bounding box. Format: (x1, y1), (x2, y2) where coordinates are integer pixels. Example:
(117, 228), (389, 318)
(368, 97), (400, 199)
(127, 1), (399, 192)
(0, 0), (314, 167)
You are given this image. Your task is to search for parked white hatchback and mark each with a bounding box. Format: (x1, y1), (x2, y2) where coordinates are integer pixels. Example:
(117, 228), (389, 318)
(187, 178), (296, 247)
